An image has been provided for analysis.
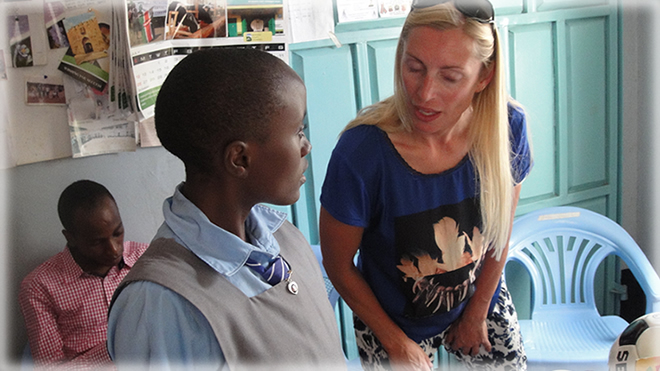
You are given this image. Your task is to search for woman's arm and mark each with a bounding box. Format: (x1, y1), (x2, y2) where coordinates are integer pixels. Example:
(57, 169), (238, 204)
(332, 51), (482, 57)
(320, 207), (433, 371)
(444, 183), (522, 356)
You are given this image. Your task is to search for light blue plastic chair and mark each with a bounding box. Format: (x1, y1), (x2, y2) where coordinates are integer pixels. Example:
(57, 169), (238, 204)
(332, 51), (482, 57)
(310, 244), (363, 370)
(506, 206), (660, 371)
(310, 244), (340, 309)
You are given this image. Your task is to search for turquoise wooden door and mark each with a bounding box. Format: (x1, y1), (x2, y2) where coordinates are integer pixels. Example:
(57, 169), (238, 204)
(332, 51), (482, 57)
(501, 2), (622, 319)
(506, 5), (620, 219)
(289, 27), (403, 245)
(288, 0), (622, 360)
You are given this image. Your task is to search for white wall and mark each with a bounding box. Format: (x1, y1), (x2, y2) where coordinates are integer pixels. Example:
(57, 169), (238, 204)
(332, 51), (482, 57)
(620, 0), (660, 273)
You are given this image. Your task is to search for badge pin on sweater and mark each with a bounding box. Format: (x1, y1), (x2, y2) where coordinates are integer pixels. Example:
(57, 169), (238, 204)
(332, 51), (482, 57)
(286, 270), (298, 295)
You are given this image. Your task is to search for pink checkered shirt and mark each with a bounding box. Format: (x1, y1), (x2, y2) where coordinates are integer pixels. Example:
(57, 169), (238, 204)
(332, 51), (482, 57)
(19, 241), (148, 370)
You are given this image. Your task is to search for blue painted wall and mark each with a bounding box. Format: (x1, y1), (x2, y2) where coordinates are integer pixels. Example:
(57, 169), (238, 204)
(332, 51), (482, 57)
(290, 0), (620, 242)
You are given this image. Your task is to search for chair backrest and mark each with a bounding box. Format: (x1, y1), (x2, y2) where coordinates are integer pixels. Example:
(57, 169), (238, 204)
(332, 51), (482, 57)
(310, 244), (340, 309)
(507, 206), (660, 321)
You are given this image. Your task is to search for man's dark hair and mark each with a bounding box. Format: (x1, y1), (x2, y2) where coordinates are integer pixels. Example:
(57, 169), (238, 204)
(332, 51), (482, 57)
(155, 47), (302, 174)
(57, 180), (115, 233)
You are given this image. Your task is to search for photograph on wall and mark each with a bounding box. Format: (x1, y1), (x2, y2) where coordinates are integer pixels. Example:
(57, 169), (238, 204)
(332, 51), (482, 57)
(165, 0), (227, 40)
(126, 0), (168, 47)
(377, 0), (411, 18)
(25, 75), (67, 105)
(8, 15), (34, 68)
(62, 11), (108, 64)
(227, 0), (283, 39)
(58, 9), (111, 92)
(44, 0), (70, 49)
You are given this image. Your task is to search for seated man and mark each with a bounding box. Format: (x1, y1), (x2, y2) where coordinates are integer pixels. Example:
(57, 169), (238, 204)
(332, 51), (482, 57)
(19, 180), (148, 369)
(107, 48), (346, 370)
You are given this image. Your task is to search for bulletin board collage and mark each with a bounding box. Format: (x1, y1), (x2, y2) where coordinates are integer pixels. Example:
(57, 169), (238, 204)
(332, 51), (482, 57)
(4, 0), (289, 160)
(1, 0), (414, 166)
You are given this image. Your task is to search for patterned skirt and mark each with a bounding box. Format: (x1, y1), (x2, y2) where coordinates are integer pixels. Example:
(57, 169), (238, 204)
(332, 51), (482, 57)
(354, 281), (527, 370)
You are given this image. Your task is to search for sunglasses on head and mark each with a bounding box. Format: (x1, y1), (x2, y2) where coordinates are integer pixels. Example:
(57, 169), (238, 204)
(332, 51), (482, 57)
(411, 0), (495, 24)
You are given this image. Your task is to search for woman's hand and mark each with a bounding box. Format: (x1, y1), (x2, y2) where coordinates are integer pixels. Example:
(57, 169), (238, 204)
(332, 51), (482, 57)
(444, 312), (491, 356)
(444, 184), (521, 357)
(320, 207), (433, 371)
(385, 337), (434, 371)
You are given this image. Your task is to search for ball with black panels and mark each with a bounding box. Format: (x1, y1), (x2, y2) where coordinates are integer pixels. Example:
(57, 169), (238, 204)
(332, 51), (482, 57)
(609, 312), (660, 371)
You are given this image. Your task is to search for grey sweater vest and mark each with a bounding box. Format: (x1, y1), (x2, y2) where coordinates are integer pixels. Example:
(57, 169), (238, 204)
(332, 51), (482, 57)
(112, 220), (346, 370)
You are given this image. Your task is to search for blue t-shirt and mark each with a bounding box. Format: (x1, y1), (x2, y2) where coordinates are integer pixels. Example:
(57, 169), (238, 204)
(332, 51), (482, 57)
(320, 104), (532, 342)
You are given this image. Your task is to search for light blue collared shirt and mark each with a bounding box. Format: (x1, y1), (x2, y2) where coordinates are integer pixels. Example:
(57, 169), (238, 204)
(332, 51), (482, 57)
(107, 183), (288, 370)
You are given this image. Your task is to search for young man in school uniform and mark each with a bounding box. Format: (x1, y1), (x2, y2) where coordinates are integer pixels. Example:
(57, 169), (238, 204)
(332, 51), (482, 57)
(19, 180), (148, 369)
(107, 48), (346, 370)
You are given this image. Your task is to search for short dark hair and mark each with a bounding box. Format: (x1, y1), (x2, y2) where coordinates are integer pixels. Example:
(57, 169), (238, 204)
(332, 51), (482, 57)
(57, 180), (115, 233)
(155, 47), (302, 174)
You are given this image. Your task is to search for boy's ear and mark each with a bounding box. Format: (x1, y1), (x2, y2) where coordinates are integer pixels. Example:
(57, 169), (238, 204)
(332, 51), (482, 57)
(224, 140), (250, 178)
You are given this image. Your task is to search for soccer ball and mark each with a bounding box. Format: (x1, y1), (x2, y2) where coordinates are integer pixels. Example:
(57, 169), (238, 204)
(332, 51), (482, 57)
(609, 312), (660, 371)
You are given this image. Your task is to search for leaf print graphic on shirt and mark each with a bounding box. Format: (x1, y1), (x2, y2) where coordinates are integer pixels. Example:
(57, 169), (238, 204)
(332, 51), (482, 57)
(393, 199), (485, 318)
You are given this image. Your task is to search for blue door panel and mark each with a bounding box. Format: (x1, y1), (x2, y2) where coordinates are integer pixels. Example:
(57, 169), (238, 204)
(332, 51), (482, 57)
(491, 0), (524, 15)
(508, 23), (558, 203)
(565, 17), (609, 192)
(367, 39), (398, 103)
(570, 196), (609, 216)
(536, 0), (609, 12)
(291, 46), (358, 243)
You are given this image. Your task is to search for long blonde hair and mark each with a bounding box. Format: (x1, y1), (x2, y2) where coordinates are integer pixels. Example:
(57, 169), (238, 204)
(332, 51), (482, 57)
(344, 3), (515, 260)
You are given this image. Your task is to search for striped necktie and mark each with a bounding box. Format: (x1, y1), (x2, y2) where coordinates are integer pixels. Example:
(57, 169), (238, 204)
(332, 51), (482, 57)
(245, 254), (291, 286)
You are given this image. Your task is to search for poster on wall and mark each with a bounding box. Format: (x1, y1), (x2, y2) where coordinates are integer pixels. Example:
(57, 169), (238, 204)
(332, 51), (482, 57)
(286, 0), (334, 44)
(6, 11), (48, 67)
(57, 9), (111, 92)
(377, 0), (411, 18)
(8, 15), (35, 68)
(1, 0), (293, 163)
(113, 0), (290, 146)
(335, 0), (378, 23)
(69, 119), (137, 158)
(64, 75), (138, 158)
(42, 0), (141, 158)
(335, 0), (410, 23)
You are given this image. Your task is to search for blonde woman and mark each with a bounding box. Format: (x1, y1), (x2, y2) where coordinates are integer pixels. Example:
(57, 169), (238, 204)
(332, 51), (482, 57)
(319, 0), (531, 370)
